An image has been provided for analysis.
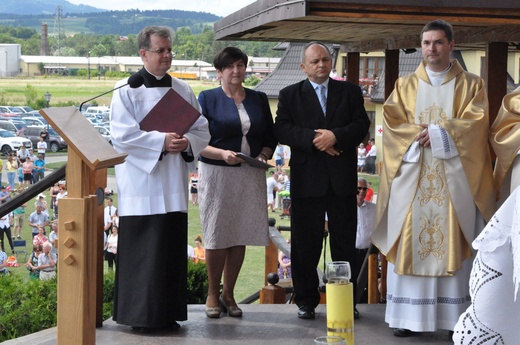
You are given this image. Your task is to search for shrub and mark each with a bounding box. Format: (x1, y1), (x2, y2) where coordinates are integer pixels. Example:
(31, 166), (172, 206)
(187, 260), (208, 304)
(244, 75), (261, 87)
(0, 275), (57, 342)
(0, 262), (208, 342)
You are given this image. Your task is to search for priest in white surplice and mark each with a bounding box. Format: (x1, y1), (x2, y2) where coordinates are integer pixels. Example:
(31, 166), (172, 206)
(371, 20), (496, 337)
(110, 26), (210, 332)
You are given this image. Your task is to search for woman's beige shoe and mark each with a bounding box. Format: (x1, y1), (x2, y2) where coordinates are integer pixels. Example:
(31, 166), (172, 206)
(205, 305), (221, 318)
(219, 296), (243, 317)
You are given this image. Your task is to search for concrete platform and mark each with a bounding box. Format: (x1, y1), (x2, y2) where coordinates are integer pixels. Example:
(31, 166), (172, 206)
(5, 304), (453, 344)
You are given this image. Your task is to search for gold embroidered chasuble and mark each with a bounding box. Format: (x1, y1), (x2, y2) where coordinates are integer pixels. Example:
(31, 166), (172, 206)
(489, 86), (520, 200)
(372, 60), (496, 277)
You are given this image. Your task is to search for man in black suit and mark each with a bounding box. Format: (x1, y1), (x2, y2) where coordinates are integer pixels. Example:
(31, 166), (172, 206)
(273, 42), (370, 319)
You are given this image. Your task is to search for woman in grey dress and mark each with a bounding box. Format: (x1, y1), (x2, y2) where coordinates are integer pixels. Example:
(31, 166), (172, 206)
(198, 47), (277, 318)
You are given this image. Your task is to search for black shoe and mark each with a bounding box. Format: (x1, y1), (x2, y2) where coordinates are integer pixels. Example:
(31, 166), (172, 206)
(393, 328), (413, 337)
(131, 326), (152, 333)
(131, 322), (180, 333)
(166, 322), (180, 331)
(297, 305), (315, 319)
(354, 307), (359, 319)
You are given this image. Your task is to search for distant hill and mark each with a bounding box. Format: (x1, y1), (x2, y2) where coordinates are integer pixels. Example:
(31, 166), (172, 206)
(0, 0), (102, 15)
(0, 3), (221, 36)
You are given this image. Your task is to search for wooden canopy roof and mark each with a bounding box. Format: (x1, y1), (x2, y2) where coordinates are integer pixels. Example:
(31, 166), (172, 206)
(215, 0), (520, 52)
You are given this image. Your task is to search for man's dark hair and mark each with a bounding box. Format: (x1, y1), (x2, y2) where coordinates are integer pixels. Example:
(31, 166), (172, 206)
(213, 47), (248, 71)
(137, 26), (172, 51)
(421, 19), (454, 42)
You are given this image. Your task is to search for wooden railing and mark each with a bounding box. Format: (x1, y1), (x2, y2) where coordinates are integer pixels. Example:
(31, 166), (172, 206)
(263, 220), (387, 304)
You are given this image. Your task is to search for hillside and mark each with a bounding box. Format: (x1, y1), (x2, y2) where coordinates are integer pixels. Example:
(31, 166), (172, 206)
(0, 0), (102, 15)
(0, 1), (221, 35)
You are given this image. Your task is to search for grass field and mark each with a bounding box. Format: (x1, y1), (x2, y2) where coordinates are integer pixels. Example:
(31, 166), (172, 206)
(0, 77), (220, 107)
(2, 76), (382, 303)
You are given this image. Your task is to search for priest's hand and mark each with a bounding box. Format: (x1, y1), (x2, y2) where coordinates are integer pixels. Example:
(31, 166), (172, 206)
(416, 124), (430, 147)
(164, 133), (189, 153)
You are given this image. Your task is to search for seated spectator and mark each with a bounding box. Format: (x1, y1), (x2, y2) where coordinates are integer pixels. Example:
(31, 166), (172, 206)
(38, 242), (57, 280)
(364, 181), (374, 202)
(278, 238), (292, 279)
(25, 244), (43, 279)
(187, 244), (195, 261)
(105, 225), (118, 271)
(33, 226), (49, 246)
(193, 235), (205, 263)
(0, 247), (9, 275)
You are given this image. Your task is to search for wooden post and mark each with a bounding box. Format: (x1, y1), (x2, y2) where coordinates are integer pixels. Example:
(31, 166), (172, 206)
(260, 284), (286, 304)
(367, 253), (379, 304)
(265, 237), (278, 287)
(380, 255), (387, 302)
(345, 52), (360, 84)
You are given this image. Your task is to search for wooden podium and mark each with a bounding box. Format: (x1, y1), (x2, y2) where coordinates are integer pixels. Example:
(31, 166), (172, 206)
(40, 106), (127, 345)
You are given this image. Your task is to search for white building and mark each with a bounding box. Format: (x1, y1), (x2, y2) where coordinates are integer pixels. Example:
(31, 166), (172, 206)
(0, 44), (21, 77)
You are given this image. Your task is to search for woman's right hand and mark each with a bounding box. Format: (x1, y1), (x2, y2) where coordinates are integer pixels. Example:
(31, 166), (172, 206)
(221, 150), (243, 165)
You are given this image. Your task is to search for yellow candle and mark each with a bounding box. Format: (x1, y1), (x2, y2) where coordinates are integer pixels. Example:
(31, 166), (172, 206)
(326, 282), (354, 345)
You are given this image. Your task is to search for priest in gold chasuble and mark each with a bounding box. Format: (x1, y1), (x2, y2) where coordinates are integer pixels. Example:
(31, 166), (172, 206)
(371, 20), (496, 336)
(489, 86), (520, 205)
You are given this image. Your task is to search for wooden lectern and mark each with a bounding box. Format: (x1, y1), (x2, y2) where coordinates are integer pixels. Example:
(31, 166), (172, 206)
(40, 106), (127, 345)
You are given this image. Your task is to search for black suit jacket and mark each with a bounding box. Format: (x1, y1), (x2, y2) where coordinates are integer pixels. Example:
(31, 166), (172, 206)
(273, 78), (370, 198)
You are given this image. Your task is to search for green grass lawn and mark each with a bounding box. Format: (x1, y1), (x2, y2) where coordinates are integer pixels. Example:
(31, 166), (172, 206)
(0, 78), (220, 107)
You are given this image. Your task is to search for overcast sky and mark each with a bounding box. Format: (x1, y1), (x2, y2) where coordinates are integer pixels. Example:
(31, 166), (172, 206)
(66, 0), (257, 17)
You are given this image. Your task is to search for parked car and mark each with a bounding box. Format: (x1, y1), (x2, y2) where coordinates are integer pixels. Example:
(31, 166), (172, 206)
(20, 116), (48, 127)
(24, 110), (43, 116)
(0, 106), (24, 115)
(0, 129), (32, 155)
(18, 126), (67, 152)
(84, 106), (110, 116)
(86, 117), (105, 126)
(94, 125), (111, 144)
(13, 106), (35, 113)
(0, 119), (27, 134)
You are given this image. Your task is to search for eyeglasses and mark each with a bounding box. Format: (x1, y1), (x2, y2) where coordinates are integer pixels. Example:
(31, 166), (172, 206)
(147, 48), (173, 56)
(357, 187), (368, 191)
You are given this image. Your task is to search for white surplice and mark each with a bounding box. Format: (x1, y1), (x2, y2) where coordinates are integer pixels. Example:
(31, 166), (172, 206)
(110, 77), (210, 216)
